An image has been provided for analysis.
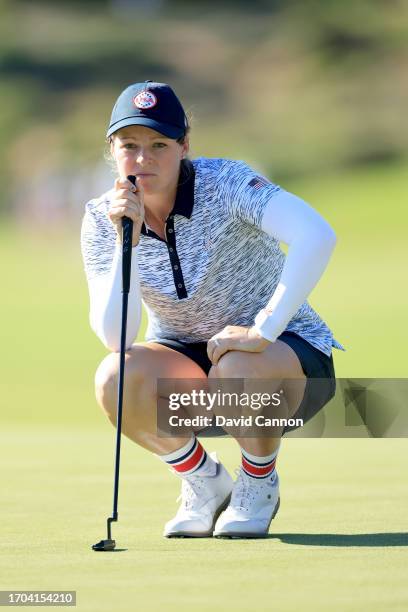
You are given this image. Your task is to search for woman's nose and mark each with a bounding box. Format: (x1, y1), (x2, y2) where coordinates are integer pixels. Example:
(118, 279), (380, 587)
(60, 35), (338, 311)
(136, 148), (151, 163)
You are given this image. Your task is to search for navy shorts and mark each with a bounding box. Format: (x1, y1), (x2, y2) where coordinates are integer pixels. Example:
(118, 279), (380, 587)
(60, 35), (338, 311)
(154, 331), (336, 436)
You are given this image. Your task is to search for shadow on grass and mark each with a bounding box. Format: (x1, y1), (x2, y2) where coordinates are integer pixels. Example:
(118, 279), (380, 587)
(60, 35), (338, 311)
(269, 533), (408, 547)
(92, 548), (128, 553)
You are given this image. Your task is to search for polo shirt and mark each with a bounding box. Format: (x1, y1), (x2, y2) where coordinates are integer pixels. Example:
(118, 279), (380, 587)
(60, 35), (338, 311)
(80, 157), (345, 356)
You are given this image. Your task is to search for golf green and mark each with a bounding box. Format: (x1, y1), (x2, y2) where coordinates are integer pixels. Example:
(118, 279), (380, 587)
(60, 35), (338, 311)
(1, 161), (407, 609)
(1, 428), (407, 611)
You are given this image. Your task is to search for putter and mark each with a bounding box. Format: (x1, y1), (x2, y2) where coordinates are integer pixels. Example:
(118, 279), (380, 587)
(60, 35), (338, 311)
(92, 175), (136, 552)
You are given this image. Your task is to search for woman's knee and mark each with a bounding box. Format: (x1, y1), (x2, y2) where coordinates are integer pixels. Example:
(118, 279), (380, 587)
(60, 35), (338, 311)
(208, 351), (249, 379)
(94, 347), (152, 416)
(95, 353), (116, 409)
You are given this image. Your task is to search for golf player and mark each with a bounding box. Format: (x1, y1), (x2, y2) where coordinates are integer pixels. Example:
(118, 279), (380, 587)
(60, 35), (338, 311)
(81, 81), (345, 538)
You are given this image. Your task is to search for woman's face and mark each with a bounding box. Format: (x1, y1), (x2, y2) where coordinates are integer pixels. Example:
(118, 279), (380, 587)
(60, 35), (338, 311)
(111, 125), (189, 196)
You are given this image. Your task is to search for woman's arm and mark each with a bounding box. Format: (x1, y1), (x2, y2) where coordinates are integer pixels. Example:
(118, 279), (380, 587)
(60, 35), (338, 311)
(254, 190), (337, 342)
(81, 200), (143, 352)
(87, 244), (143, 352)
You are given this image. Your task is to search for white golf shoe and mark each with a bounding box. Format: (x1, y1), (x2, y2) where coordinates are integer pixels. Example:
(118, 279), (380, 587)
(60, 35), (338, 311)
(163, 453), (233, 538)
(214, 468), (280, 538)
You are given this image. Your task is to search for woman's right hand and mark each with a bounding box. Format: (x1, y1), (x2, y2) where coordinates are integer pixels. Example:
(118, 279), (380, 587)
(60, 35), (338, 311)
(108, 176), (145, 248)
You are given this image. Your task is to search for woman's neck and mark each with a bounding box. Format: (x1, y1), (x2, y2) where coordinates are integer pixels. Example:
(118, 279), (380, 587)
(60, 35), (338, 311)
(144, 182), (178, 225)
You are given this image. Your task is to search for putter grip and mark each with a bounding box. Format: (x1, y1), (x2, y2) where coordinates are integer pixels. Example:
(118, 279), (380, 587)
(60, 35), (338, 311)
(121, 175), (136, 294)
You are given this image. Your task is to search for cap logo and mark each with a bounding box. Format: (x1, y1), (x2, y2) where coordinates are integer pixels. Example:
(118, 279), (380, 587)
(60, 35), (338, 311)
(133, 90), (157, 110)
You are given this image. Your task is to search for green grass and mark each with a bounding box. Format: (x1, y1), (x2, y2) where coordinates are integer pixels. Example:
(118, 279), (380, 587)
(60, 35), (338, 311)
(0, 162), (407, 610)
(1, 430), (407, 611)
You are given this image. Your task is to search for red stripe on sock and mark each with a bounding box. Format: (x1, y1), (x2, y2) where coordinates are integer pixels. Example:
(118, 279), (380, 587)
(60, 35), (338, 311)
(173, 442), (205, 473)
(242, 456), (276, 477)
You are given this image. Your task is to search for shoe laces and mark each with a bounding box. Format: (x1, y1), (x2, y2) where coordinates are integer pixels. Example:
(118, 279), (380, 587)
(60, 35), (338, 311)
(176, 475), (206, 510)
(231, 468), (272, 512)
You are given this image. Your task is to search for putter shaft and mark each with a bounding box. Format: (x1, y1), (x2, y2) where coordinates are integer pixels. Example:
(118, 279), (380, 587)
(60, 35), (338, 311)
(93, 201), (134, 551)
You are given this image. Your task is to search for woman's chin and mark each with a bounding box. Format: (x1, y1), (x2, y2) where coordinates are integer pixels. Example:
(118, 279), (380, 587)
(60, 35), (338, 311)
(135, 176), (157, 192)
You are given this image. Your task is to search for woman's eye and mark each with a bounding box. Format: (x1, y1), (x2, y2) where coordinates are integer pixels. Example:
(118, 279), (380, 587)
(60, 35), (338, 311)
(121, 142), (166, 150)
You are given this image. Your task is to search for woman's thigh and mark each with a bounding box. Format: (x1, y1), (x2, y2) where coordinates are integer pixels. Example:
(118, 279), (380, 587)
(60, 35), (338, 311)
(95, 341), (208, 411)
(96, 341), (209, 434)
(135, 341), (208, 379)
(97, 341), (208, 384)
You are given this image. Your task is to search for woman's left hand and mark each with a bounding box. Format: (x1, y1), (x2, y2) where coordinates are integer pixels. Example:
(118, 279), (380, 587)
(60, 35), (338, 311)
(207, 325), (271, 366)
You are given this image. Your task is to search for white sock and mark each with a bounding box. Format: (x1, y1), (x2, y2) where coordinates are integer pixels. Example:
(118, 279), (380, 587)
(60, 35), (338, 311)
(158, 436), (217, 478)
(241, 444), (280, 481)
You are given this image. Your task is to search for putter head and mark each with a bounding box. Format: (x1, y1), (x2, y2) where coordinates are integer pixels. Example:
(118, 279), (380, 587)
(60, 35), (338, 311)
(92, 538), (116, 551)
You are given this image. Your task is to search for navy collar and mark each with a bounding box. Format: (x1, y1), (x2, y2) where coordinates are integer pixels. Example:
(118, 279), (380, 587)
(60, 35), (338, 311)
(141, 160), (195, 235)
(170, 160), (195, 219)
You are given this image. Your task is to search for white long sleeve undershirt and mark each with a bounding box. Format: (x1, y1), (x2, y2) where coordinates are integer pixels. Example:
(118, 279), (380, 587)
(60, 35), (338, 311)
(88, 243), (142, 352)
(253, 190), (337, 342)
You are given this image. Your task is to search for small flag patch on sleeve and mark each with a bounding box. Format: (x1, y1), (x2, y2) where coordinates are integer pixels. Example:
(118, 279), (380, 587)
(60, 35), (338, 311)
(248, 176), (270, 190)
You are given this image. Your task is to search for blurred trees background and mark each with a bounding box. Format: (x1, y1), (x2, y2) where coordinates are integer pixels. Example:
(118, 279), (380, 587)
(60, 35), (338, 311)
(0, 0), (406, 226)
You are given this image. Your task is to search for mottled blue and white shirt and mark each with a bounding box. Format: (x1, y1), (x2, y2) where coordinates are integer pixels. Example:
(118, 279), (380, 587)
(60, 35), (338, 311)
(81, 157), (345, 356)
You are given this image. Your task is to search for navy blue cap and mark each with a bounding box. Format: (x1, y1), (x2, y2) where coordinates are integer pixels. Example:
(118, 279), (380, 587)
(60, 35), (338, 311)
(107, 81), (187, 139)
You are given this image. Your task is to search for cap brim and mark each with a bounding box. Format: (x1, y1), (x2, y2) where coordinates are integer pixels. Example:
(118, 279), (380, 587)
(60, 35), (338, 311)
(106, 117), (184, 139)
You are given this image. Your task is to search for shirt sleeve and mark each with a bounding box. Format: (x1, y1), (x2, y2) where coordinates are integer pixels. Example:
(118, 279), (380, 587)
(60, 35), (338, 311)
(253, 189), (337, 342)
(219, 159), (283, 228)
(80, 198), (142, 352)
